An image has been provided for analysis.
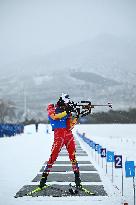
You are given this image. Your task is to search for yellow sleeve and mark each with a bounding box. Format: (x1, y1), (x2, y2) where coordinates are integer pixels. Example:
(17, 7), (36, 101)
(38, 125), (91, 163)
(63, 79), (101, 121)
(70, 117), (78, 129)
(50, 111), (67, 120)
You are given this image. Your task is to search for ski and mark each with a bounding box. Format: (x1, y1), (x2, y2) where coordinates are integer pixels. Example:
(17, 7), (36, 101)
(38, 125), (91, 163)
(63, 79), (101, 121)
(26, 184), (70, 197)
(26, 184), (50, 196)
(15, 184), (96, 198)
(69, 183), (95, 196)
(81, 186), (95, 195)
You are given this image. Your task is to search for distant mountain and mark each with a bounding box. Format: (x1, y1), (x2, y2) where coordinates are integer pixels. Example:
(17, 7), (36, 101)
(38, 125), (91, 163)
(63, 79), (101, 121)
(70, 71), (120, 86)
(0, 34), (136, 117)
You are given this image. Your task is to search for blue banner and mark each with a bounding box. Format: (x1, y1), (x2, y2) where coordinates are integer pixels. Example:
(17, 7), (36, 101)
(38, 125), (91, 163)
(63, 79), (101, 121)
(125, 161), (135, 177)
(107, 151), (114, 162)
(0, 124), (24, 137)
(95, 144), (99, 151)
(101, 148), (106, 158)
(98, 145), (102, 154)
(114, 155), (122, 168)
(92, 142), (96, 149)
(89, 140), (93, 148)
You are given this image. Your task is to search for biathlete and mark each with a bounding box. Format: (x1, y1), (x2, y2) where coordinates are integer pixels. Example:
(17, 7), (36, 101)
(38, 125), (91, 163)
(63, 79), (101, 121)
(39, 93), (82, 189)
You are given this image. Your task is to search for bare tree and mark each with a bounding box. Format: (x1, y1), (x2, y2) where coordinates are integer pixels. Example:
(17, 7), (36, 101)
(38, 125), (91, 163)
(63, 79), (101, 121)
(0, 99), (16, 123)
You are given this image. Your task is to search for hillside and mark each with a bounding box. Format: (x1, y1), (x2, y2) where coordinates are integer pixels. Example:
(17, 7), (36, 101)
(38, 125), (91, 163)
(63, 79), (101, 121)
(0, 34), (136, 117)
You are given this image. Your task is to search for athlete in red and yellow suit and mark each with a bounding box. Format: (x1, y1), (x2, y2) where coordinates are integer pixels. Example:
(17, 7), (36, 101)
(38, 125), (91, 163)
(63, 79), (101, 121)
(39, 104), (81, 188)
(46, 104), (79, 173)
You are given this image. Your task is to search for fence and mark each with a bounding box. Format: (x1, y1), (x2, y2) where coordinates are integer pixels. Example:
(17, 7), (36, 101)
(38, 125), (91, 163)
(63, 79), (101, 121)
(0, 124), (24, 137)
(76, 131), (136, 205)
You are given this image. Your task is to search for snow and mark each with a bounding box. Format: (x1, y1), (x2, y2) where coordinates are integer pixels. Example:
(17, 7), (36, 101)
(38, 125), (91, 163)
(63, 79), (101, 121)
(0, 124), (136, 205)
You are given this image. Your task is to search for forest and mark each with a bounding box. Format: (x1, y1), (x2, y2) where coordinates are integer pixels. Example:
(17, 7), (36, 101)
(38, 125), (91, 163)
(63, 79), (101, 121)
(79, 108), (136, 124)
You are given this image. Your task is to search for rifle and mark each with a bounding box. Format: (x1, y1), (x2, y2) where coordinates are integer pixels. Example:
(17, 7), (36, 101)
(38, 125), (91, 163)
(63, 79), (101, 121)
(68, 100), (112, 118)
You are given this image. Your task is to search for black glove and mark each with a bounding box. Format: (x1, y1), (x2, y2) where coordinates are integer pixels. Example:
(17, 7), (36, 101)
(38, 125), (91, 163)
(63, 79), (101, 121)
(75, 108), (80, 118)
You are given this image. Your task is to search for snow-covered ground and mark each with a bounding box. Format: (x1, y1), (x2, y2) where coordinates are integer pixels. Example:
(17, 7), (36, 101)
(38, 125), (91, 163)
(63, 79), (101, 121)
(0, 124), (136, 205)
(74, 124), (136, 205)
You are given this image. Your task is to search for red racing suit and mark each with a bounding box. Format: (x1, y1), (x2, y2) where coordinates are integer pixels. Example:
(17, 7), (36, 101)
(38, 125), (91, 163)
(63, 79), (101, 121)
(44, 104), (79, 175)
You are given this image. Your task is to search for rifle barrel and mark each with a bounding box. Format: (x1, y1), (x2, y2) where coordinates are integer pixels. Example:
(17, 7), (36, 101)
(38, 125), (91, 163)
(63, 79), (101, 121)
(92, 104), (110, 106)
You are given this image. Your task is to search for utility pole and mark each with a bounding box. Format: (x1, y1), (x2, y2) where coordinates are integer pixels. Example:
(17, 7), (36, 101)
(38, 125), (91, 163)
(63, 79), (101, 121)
(23, 88), (27, 119)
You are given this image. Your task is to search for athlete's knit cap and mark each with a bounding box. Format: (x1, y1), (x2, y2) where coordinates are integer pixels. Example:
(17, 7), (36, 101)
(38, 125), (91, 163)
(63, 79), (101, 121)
(57, 93), (70, 107)
(61, 93), (70, 104)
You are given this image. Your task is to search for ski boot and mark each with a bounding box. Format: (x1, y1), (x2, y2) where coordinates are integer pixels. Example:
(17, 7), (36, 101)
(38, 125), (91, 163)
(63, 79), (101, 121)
(74, 171), (82, 194)
(39, 172), (48, 189)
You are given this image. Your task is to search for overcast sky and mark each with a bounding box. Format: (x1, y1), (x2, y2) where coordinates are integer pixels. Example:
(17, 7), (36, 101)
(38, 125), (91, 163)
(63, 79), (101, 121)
(0, 0), (136, 67)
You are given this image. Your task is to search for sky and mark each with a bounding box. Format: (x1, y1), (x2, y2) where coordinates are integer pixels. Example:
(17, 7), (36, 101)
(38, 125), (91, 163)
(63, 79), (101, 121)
(0, 0), (136, 67)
